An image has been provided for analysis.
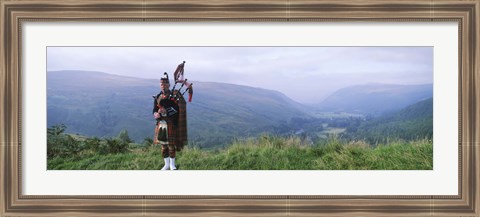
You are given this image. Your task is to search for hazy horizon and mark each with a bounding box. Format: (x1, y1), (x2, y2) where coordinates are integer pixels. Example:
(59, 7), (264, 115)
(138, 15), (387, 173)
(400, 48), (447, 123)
(47, 47), (433, 103)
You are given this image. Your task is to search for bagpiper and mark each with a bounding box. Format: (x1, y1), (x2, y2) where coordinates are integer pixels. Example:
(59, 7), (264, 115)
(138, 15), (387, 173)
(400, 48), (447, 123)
(152, 62), (191, 170)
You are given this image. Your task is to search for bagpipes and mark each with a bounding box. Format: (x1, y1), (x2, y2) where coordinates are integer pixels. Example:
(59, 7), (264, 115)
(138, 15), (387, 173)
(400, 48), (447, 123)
(172, 61), (193, 102)
(153, 61), (193, 103)
(152, 61), (194, 119)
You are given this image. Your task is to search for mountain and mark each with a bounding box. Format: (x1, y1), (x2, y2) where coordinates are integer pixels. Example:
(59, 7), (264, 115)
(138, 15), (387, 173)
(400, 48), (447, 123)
(317, 83), (433, 115)
(47, 70), (311, 147)
(345, 97), (433, 144)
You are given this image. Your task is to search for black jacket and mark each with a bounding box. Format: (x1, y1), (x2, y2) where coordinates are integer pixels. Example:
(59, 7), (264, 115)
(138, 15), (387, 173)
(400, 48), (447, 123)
(152, 91), (179, 117)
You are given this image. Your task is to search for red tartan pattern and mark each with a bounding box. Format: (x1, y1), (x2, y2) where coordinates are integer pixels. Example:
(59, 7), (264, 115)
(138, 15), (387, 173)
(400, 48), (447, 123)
(176, 93), (188, 151)
(153, 91), (188, 152)
(161, 117), (178, 158)
(161, 143), (176, 158)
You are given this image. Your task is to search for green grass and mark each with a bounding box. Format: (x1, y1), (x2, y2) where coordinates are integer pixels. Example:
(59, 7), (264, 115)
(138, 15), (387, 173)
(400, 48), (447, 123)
(47, 135), (433, 170)
(48, 148), (165, 170)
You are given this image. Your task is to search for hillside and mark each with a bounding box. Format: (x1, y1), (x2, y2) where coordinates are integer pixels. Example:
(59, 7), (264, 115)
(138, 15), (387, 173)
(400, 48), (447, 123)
(187, 82), (310, 146)
(317, 83), (433, 115)
(47, 70), (311, 147)
(344, 97), (433, 144)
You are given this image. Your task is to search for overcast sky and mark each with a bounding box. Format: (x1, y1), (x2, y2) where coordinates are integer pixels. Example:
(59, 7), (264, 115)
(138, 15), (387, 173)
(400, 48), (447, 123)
(47, 47), (433, 104)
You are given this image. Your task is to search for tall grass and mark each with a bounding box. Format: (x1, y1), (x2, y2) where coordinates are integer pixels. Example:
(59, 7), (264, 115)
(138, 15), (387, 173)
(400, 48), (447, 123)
(48, 135), (433, 170)
(178, 135), (432, 170)
(48, 147), (164, 170)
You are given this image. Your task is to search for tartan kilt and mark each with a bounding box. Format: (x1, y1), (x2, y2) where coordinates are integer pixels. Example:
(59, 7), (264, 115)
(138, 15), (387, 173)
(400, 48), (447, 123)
(153, 92), (188, 150)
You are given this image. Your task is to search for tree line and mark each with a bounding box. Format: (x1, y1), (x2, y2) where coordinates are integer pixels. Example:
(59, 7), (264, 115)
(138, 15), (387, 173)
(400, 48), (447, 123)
(47, 124), (152, 158)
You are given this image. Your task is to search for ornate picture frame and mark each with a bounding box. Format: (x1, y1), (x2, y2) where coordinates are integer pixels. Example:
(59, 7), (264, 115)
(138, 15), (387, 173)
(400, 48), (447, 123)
(1, 0), (478, 216)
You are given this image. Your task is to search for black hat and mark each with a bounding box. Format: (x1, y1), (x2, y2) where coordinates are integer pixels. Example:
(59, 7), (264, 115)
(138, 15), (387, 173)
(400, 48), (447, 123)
(160, 72), (170, 84)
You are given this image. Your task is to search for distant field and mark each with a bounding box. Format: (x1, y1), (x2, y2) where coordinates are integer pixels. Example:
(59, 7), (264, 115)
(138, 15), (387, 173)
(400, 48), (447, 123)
(311, 111), (364, 119)
(316, 127), (346, 139)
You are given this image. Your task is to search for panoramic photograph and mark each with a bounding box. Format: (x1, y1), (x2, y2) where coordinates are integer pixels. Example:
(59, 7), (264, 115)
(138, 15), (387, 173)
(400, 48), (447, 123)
(46, 46), (433, 170)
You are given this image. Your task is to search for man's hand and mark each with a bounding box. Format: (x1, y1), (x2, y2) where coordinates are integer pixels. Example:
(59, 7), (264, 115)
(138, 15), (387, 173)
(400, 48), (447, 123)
(158, 107), (166, 115)
(153, 112), (160, 119)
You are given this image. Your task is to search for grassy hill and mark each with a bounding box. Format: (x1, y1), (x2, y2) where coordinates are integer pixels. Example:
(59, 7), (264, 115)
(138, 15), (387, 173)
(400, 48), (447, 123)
(47, 134), (433, 170)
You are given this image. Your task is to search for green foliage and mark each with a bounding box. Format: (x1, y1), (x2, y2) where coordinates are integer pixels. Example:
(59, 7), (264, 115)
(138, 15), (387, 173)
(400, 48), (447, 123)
(104, 137), (129, 154)
(84, 137), (102, 151)
(47, 124), (66, 136)
(143, 137), (154, 147)
(117, 129), (133, 144)
(344, 98), (433, 145)
(47, 124), (84, 158)
(47, 125), (130, 159)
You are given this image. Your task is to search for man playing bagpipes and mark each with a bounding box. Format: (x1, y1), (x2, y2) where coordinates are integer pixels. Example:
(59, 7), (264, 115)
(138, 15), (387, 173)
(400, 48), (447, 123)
(152, 62), (192, 170)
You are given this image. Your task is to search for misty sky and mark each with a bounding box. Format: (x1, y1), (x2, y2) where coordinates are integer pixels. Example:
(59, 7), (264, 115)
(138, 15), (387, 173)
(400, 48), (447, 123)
(47, 47), (433, 104)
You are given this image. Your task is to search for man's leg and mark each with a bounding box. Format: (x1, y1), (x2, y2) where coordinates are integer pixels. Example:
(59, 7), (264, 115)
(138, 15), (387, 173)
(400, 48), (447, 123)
(161, 145), (170, 170)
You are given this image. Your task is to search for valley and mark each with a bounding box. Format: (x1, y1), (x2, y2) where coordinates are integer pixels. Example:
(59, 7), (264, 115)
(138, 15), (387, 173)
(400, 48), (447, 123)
(47, 70), (433, 149)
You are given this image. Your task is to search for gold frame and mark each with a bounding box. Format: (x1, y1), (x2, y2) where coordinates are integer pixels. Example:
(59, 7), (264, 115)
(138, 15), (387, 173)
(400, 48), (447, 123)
(1, 0), (478, 216)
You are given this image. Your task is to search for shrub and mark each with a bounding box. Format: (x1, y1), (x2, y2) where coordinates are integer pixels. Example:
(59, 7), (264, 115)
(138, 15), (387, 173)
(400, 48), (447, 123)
(104, 137), (129, 154)
(117, 129), (133, 144)
(47, 124), (83, 158)
(84, 137), (102, 151)
(143, 137), (154, 147)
